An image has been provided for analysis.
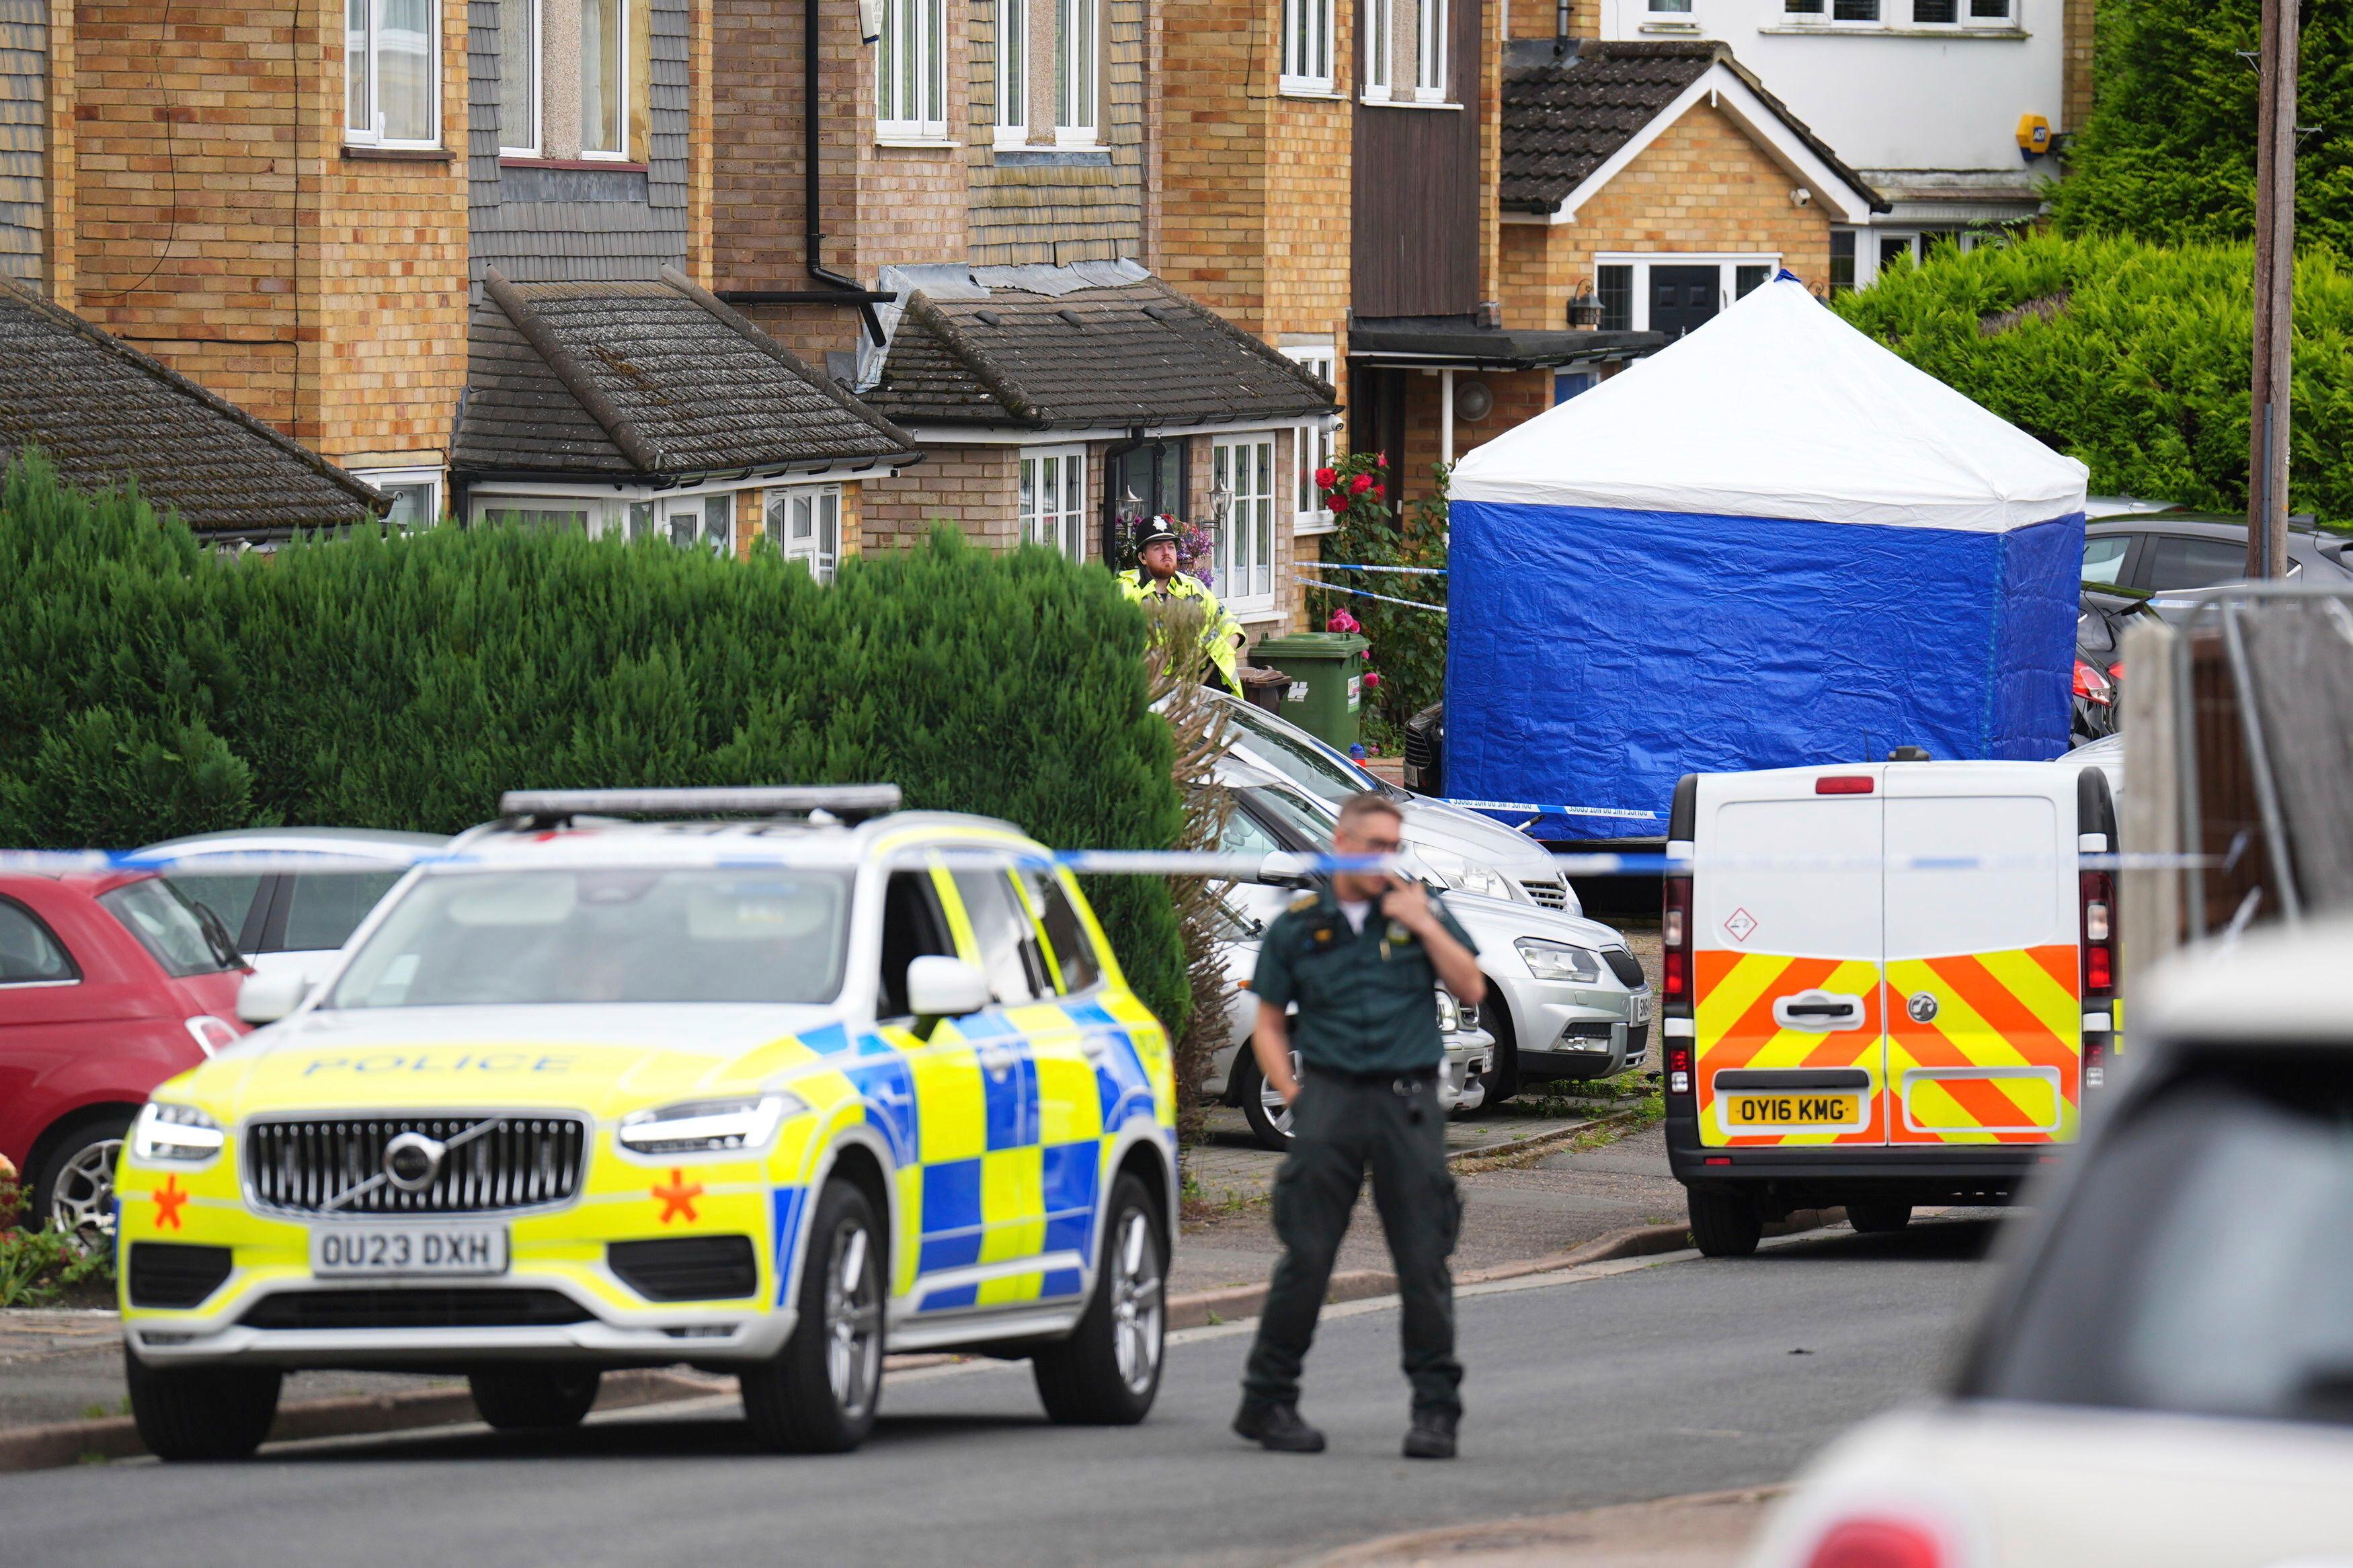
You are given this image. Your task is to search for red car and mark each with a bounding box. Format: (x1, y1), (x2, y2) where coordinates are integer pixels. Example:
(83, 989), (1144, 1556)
(0, 870), (249, 1243)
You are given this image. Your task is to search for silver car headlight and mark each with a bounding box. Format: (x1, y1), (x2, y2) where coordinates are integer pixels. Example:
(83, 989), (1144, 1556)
(1417, 846), (1513, 901)
(616, 1094), (804, 1156)
(1516, 938), (1601, 983)
(1435, 988), (1462, 1033)
(131, 1102), (226, 1164)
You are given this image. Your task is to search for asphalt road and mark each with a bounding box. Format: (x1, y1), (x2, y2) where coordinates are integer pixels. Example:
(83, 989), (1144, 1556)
(1, 1219), (1996, 1568)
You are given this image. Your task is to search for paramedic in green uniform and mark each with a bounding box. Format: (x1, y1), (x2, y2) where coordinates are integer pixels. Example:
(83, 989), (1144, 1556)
(1233, 792), (1485, 1460)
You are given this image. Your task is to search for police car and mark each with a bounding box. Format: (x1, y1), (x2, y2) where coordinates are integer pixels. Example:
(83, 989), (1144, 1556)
(1663, 757), (2117, 1255)
(114, 788), (1177, 1460)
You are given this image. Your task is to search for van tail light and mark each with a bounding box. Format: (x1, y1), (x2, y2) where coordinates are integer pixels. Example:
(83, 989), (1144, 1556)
(2073, 659), (2114, 706)
(1665, 1040), (1693, 1100)
(1804, 1517), (1946, 1568)
(1662, 873), (1693, 1003)
(184, 1015), (241, 1058)
(2079, 865), (2116, 1089)
(1816, 775), (1874, 794)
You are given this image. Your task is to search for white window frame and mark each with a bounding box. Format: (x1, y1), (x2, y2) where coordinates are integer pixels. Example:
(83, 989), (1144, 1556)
(768, 485), (842, 583)
(1054, 0), (1099, 147)
(577, 0), (631, 159)
(1281, 347), (1339, 538)
(1017, 446), (1089, 563)
(343, 0), (443, 149)
(1414, 0), (1447, 99)
(877, 0), (949, 142)
(1593, 252), (1781, 332)
(497, 0), (541, 156)
(1211, 434), (1279, 617)
(352, 465), (443, 530)
(1363, 0), (1393, 98)
(995, 0), (1028, 147)
(1279, 0), (1334, 93)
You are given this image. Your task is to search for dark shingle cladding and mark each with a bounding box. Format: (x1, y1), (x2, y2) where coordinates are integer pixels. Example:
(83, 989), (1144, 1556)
(0, 276), (383, 532)
(452, 267), (920, 482)
(863, 280), (1341, 431)
(1501, 40), (1884, 216)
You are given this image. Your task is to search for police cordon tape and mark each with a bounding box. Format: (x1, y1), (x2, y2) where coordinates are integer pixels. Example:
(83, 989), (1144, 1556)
(1291, 573), (1449, 615)
(1445, 798), (1661, 822)
(0, 845), (2215, 878)
(1310, 563), (1449, 576)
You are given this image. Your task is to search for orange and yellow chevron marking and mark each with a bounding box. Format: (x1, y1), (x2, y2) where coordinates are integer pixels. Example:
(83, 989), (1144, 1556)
(1694, 950), (1887, 1148)
(1886, 944), (2080, 1147)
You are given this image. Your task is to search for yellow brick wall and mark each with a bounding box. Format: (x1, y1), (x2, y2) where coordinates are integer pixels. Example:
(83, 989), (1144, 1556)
(39, 0), (75, 306)
(862, 444), (1020, 550)
(70, 1), (466, 468)
(1506, 0), (1594, 37)
(2061, 0), (2093, 134)
(1497, 99), (1833, 332)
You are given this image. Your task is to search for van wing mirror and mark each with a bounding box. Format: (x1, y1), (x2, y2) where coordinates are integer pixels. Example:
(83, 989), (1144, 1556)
(907, 955), (991, 1020)
(236, 970), (311, 1026)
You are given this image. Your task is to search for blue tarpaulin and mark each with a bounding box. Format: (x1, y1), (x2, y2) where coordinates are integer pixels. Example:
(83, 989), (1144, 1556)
(1446, 278), (2089, 839)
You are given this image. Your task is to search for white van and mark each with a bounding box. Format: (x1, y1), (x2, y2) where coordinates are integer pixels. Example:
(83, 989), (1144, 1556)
(1661, 757), (2118, 1255)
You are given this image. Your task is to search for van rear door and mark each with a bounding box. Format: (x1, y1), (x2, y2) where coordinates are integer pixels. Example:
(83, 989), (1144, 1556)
(1691, 768), (1886, 1149)
(1882, 764), (2081, 1148)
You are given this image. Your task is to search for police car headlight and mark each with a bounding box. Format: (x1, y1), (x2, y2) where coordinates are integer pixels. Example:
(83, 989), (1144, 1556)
(617, 1094), (803, 1156)
(1516, 938), (1601, 983)
(132, 1102), (226, 1165)
(1418, 848), (1510, 901)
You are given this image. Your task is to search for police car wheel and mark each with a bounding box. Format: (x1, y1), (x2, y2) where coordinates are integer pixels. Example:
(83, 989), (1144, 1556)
(467, 1366), (602, 1430)
(1033, 1173), (1165, 1426)
(1686, 1189), (1762, 1258)
(1236, 1055), (1298, 1151)
(1844, 1198), (1913, 1235)
(124, 1346), (282, 1462)
(742, 1180), (884, 1454)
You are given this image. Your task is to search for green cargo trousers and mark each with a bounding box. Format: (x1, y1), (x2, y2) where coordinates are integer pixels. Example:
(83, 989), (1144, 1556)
(1241, 1069), (1465, 1415)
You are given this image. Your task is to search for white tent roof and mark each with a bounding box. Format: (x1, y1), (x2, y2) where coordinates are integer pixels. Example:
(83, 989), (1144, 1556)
(1449, 276), (2087, 533)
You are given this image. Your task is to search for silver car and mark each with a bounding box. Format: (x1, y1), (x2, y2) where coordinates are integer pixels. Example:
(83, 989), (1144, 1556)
(139, 827), (450, 985)
(1213, 765), (1652, 1104)
(1199, 692), (1581, 914)
(1200, 892), (1496, 1150)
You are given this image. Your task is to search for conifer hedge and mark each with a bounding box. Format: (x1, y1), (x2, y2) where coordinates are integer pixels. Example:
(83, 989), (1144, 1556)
(0, 450), (1189, 1032)
(1831, 233), (2353, 522)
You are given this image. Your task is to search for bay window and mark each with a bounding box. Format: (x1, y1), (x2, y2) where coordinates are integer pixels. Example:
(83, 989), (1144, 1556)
(1212, 435), (1277, 614)
(344, 0), (439, 148)
(1019, 448), (1088, 563)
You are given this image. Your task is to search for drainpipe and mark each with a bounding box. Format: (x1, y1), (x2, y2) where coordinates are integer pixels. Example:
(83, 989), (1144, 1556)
(808, 0), (885, 345)
(1555, 0), (1570, 56)
(1441, 368), (1455, 468)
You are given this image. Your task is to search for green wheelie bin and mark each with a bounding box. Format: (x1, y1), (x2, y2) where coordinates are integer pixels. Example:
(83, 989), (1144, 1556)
(1247, 631), (1370, 751)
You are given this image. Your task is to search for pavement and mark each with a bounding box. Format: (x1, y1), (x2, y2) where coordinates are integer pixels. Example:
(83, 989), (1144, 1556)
(0, 1216), (1997, 1567)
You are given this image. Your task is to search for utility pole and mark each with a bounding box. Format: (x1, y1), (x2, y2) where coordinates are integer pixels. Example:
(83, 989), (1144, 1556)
(2247, 0), (2298, 579)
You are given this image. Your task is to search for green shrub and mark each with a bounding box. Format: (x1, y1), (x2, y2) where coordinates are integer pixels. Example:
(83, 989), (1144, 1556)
(1831, 233), (2353, 522)
(0, 453), (1188, 1033)
(2048, 0), (2353, 255)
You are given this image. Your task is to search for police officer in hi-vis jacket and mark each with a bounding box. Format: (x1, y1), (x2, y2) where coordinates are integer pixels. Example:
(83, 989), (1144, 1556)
(1234, 791), (1485, 1460)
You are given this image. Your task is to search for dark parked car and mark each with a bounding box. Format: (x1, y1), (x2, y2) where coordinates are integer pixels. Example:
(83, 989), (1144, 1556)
(2073, 587), (2153, 745)
(0, 872), (249, 1242)
(1402, 702), (1445, 797)
(2084, 512), (2353, 594)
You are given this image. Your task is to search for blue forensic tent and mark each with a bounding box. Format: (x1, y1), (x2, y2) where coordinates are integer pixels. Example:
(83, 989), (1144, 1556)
(1446, 277), (2089, 839)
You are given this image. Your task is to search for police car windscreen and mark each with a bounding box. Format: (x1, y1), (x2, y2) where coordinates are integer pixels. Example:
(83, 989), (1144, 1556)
(324, 870), (851, 1008)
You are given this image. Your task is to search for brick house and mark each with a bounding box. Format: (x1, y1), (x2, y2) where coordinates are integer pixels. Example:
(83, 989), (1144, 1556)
(707, 0), (1342, 632)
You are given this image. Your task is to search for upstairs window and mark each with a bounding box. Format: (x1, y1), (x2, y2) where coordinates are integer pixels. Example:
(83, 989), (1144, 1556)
(1363, 0), (1393, 95)
(1281, 0), (1334, 90)
(878, 0), (948, 139)
(996, 0), (1027, 144)
(497, 0), (539, 155)
(1363, 0), (1448, 104)
(1415, 0), (1447, 95)
(1056, 0), (1099, 144)
(345, 0), (440, 148)
(580, 0), (628, 157)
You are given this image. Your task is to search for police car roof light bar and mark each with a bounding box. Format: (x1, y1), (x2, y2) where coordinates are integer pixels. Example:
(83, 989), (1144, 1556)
(497, 786), (904, 829)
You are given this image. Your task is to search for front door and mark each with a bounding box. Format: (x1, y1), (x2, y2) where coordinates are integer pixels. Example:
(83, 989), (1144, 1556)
(1691, 770), (1887, 1149)
(1649, 265), (1721, 340)
(1882, 770), (2081, 1148)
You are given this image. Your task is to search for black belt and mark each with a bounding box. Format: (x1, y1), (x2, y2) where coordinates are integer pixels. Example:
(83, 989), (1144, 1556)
(1306, 1064), (1439, 1087)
